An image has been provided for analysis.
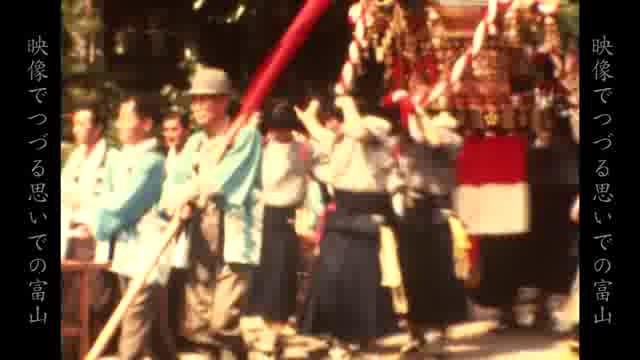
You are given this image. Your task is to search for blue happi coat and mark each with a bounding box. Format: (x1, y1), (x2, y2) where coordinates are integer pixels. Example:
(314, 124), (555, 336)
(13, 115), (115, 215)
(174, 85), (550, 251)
(159, 124), (264, 267)
(92, 139), (166, 280)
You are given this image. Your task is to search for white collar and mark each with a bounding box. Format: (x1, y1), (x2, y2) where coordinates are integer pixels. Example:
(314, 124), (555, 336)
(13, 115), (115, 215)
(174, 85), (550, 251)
(167, 146), (177, 159)
(121, 138), (158, 156)
(84, 138), (107, 168)
(67, 138), (108, 172)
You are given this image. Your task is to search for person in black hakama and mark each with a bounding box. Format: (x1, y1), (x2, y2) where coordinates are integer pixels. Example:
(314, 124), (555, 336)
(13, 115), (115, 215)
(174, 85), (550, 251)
(456, 122), (532, 333)
(526, 115), (580, 332)
(246, 99), (314, 357)
(392, 110), (469, 355)
(294, 96), (400, 358)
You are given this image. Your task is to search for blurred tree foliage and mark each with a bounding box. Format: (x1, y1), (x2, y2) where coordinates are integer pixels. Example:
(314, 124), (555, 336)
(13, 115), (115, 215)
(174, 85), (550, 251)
(63, 0), (121, 146)
(558, 0), (579, 51)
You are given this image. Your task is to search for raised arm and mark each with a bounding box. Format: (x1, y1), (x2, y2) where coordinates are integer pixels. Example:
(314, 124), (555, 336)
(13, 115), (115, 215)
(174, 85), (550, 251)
(294, 99), (337, 147)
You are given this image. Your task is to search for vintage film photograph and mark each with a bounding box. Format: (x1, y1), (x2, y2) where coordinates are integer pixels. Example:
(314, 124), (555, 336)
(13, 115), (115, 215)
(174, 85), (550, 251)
(52, 0), (602, 359)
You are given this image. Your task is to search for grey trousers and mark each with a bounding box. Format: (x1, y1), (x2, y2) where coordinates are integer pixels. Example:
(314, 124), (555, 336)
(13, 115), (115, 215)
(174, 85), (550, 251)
(181, 258), (252, 357)
(182, 263), (250, 338)
(180, 200), (252, 359)
(118, 276), (178, 360)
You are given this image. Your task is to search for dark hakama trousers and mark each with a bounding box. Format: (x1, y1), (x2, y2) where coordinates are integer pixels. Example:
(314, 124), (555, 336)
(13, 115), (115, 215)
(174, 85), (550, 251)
(299, 191), (398, 344)
(397, 194), (469, 327)
(526, 184), (579, 294)
(247, 205), (300, 323)
(469, 234), (529, 309)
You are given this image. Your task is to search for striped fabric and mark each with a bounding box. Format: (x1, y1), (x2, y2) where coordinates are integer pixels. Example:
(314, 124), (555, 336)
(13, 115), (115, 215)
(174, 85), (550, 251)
(454, 134), (530, 236)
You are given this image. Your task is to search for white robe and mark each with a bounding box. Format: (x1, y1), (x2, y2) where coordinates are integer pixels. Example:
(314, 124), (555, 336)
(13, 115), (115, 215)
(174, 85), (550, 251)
(61, 139), (117, 259)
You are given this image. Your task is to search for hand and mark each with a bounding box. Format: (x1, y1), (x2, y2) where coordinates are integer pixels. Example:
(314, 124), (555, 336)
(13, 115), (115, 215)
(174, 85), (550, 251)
(294, 99), (320, 125)
(248, 112), (262, 127)
(180, 204), (193, 221)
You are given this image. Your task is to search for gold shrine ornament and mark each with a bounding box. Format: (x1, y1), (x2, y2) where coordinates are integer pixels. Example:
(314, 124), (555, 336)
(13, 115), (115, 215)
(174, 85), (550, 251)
(375, 0), (395, 7)
(483, 111), (499, 127)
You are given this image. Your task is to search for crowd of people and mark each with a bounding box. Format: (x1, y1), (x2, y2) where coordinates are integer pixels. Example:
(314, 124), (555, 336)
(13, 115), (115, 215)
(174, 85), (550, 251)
(61, 64), (580, 360)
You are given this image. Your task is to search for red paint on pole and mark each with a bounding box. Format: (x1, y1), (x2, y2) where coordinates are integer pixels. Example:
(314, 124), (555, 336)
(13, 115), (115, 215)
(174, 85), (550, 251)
(239, 0), (333, 116)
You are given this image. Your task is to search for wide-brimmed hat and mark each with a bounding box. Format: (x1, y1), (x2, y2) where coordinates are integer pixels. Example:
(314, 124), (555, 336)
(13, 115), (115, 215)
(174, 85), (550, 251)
(187, 66), (234, 96)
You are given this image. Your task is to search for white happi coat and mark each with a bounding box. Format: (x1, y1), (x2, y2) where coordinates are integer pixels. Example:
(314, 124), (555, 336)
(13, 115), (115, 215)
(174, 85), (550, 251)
(61, 139), (119, 259)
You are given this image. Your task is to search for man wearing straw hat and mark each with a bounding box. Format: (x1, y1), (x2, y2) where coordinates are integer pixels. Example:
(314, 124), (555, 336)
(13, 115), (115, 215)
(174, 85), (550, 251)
(159, 65), (263, 360)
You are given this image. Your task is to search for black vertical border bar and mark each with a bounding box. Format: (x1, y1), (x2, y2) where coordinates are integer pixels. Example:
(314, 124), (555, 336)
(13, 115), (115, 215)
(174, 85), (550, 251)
(22, 1), (62, 358)
(580, 2), (618, 359)
(579, 4), (595, 358)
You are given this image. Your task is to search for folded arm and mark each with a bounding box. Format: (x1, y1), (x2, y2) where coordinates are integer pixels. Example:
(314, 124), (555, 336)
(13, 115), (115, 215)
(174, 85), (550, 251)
(90, 157), (165, 243)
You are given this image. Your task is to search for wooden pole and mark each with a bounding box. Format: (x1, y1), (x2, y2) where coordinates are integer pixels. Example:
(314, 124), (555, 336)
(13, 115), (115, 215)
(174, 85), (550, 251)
(84, 216), (183, 360)
(87, 107), (249, 360)
(239, 0), (332, 115)
(87, 2), (336, 358)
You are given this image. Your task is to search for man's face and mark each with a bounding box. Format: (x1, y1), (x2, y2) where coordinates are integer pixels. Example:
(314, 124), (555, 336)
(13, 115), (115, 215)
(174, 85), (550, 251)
(115, 100), (151, 145)
(72, 110), (101, 146)
(190, 94), (230, 128)
(162, 117), (188, 149)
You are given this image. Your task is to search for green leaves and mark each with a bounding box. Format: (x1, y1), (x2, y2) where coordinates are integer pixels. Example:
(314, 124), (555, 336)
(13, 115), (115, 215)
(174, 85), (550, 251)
(557, 0), (579, 50)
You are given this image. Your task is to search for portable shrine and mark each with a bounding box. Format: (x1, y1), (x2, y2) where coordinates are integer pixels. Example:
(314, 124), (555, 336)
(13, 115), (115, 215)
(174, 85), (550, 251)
(334, 0), (578, 135)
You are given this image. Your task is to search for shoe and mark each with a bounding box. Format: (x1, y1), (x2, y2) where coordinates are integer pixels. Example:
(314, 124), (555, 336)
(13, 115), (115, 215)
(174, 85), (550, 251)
(328, 340), (362, 360)
(252, 332), (276, 352)
(279, 324), (297, 337)
(569, 340), (579, 354)
(531, 310), (558, 334)
(400, 336), (426, 354)
(241, 316), (266, 345)
(328, 345), (352, 360)
(252, 332), (285, 360)
(491, 313), (524, 334)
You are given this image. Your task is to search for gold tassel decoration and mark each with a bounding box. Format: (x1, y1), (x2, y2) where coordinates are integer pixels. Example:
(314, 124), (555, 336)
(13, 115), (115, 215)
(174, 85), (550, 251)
(378, 224), (408, 315)
(446, 212), (471, 281)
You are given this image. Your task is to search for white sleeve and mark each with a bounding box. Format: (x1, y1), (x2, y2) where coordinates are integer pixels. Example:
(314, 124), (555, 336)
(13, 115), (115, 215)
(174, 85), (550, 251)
(364, 115), (392, 140)
(341, 115), (391, 142)
(308, 139), (333, 161)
